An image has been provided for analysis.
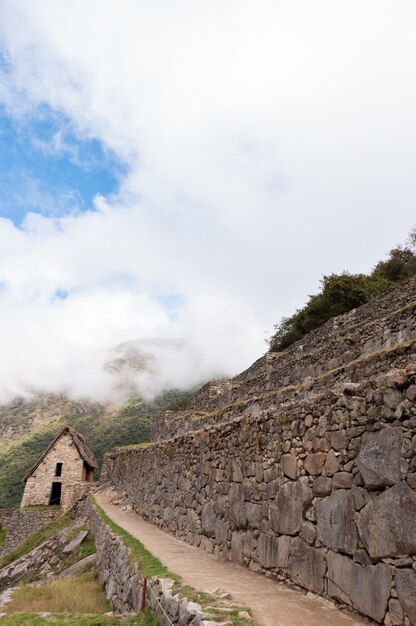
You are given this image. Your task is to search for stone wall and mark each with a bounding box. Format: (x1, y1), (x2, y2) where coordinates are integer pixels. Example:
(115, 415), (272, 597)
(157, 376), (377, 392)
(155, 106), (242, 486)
(22, 431), (94, 511)
(0, 508), (62, 557)
(105, 361), (416, 625)
(78, 498), (209, 625)
(188, 279), (416, 412)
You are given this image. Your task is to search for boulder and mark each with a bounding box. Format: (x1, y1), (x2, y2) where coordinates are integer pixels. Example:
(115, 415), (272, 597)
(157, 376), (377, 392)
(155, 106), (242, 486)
(257, 534), (291, 569)
(357, 481), (416, 559)
(290, 538), (325, 594)
(356, 427), (402, 489)
(395, 568), (416, 626)
(270, 478), (312, 535)
(281, 454), (297, 479)
(327, 551), (392, 622)
(316, 490), (358, 555)
(304, 452), (325, 476)
(201, 503), (216, 537)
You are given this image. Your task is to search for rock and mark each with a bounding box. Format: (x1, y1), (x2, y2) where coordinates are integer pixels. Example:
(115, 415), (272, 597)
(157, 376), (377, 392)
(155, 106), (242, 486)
(343, 383), (361, 396)
(299, 522), (316, 545)
(246, 503), (262, 529)
(351, 485), (371, 511)
(276, 535), (292, 568)
(304, 452), (325, 475)
(290, 538), (325, 594)
(62, 530), (88, 554)
(396, 569), (416, 626)
(316, 490), (358, 555)
(388, 598), (405, 626)
(201, 503), (216, 537)
(327, 551), (392, 622)
(356, 427), (402, 489)
(352, 549), (372, 566)
(325, 450), (339, 476)
(57, 554), (96, 578)
(313, 476), (332, 496)
(328, 431), (348, 451)
(384, 389), (404, 410)
(270, 478), (312, 535)
(230, 533), (244, 564)
(281, 454), (297, 479)
(332, 472), (353, 489)
(357, 481), (416, 559)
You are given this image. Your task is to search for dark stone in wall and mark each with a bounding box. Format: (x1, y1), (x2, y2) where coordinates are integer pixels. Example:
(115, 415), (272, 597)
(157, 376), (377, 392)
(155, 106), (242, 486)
(290, 538), (325, 594)
(327, 551), (392, 623)
(270, 479), (312, 536)
(316, 490), (357, 555)
(356, 427), (402, 489)
(395, 568), (416, 626)
(357, 481), (416, 559)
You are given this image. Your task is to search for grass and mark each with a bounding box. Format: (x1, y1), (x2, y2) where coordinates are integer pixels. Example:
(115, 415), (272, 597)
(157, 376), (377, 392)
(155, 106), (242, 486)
(91, 497), (178, 580)
(0, 526), (7, 546)
(4, 572), (110, 614)
(21, 505), (61, 511)
(177, 585), (259, 626)
(0, 612), (158, 625)
(0, 513), (73, 569)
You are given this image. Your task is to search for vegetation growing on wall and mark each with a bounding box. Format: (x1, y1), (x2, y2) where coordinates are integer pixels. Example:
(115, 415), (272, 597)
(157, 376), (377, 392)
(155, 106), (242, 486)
(269, 227), (416, 352)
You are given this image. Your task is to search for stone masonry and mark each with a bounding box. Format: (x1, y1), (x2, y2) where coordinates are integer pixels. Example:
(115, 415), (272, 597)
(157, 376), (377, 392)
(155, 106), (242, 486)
(103, 278), (416, 626)
(21, 427), (97, 511)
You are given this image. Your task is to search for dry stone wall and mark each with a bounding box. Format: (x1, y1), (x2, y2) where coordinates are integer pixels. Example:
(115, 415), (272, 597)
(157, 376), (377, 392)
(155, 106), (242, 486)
(187, 280), (416, 412)
(78, 498), (211, 625)
(0, 508), (62, 557)
(105, 361), (416, 625)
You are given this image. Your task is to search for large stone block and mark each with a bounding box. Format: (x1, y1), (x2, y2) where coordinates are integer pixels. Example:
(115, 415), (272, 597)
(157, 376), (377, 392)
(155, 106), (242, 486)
(201, 503), (216, 537)
(356, 427), (402, 489)
(316, 490), (358, 555)
(257, 534), (278, 569)
(327, 551), (392, 622)
(257, 534), (291, 569)
(357, 481), (416, 559)
(270, 478), (312, 536)
(289, 538), (325, 594)
(395, 568), (416, 626)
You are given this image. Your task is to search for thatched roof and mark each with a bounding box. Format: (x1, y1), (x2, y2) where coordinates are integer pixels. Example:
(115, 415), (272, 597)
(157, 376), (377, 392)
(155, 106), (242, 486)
(23, 426), (98, 482)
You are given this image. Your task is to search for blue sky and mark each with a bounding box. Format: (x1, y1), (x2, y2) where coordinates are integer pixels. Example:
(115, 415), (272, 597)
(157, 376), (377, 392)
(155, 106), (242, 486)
(0, 104), (124, 225)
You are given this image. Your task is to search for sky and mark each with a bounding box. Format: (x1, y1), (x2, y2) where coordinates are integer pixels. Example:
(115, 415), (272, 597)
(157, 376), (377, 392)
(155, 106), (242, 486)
(0, 0), (415, 402)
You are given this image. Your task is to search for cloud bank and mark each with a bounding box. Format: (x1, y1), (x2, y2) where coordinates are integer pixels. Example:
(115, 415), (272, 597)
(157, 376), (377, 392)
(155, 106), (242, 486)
(0, 0), (415, 402)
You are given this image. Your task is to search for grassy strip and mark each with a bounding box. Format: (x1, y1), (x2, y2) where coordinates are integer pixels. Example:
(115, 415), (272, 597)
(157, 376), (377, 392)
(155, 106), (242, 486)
(4, 572), (110, 614)
(0, 612), (158, 625)
(0, 513), (73, 569)
(91, 497), (178, 580)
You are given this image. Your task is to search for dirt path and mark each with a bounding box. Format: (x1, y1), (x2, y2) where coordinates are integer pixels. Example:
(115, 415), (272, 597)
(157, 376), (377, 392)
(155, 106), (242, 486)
(95, 494), (367, 626)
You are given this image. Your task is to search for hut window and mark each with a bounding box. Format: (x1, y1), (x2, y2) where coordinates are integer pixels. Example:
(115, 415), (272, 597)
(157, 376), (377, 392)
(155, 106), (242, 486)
(55, 463), (62, 477)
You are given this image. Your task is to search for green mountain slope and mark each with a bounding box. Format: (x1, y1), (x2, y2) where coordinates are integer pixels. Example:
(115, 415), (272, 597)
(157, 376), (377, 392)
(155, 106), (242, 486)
(0, 389), (189, 508)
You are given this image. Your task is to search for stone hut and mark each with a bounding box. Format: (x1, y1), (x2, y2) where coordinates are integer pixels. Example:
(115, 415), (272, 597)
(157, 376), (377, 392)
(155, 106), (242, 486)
(21, 426), (98, 511)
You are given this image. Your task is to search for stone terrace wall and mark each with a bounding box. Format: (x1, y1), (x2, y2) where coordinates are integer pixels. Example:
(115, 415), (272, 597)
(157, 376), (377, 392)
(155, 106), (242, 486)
(188, 283), (416, 413)
(0, 508), (62, 557)
(152, 338), (416, 442)
(106, 362), (416, 625)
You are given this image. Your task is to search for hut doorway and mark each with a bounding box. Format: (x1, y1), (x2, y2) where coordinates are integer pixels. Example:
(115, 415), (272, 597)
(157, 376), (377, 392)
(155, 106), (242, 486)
(49, 482), (61, 506)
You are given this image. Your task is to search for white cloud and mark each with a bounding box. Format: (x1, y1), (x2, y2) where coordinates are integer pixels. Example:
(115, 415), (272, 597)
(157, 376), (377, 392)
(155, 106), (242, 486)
(0, 0), (415, 401)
